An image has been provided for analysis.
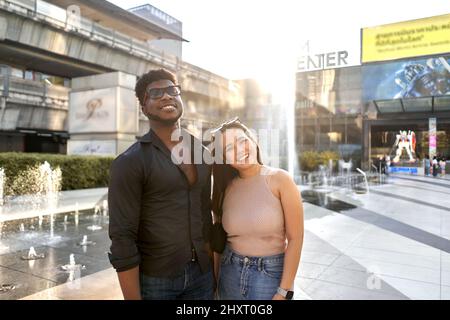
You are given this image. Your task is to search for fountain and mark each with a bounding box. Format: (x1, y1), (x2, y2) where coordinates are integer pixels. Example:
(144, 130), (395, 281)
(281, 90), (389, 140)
(356, 168), (370, 194)
(102, 199), (108, 216)
(315, 165), (332, 193)
(0, 168), (4, 206)
(0, 161), (108, 299)
(60, 253), (85, 271)
(87, 204), (102, 231)
(0, 161), (63, 224)
(38, 162), (62, 201)
(77, 235), (95, 246)
(21, 246), (45, 260)
(86, 224), (102, 231)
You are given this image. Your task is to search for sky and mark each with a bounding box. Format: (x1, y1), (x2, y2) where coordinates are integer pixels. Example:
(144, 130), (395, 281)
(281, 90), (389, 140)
(107, 0), (450, 84)
(106, 1), (449, 173)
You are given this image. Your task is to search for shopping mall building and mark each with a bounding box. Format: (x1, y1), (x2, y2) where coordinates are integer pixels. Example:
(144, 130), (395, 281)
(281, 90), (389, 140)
(0, 0), (248, 155)
(295, 14), (450, 173)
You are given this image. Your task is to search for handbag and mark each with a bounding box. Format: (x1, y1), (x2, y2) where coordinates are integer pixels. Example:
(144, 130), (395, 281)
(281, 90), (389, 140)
(210, 192), (227, 254)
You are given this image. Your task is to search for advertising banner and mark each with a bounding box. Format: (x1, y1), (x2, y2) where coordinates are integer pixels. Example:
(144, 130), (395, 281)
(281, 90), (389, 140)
(429, 117), (437, 158)
(362, 14), (450, 63)
(362, 55), (450, 101)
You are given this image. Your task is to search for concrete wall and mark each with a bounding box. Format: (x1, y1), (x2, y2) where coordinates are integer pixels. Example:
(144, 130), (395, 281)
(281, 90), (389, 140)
(67, 72), (138, 156)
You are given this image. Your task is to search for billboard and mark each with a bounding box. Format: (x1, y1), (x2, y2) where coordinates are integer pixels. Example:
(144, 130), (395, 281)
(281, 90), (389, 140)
(362, 55), (450, 101)
(362, 14), (450, 63)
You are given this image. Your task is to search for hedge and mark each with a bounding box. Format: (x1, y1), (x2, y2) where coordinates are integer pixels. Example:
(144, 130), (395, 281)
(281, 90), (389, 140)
(298, 150), (340, 172)
(0, 153), (114, 195)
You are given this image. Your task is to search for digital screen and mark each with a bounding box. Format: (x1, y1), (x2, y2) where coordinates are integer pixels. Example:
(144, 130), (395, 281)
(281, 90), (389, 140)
(363, 55), (450, 101)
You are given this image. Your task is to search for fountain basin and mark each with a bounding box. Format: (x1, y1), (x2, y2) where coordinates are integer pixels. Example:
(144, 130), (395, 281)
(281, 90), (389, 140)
(0, 188), (107, 223)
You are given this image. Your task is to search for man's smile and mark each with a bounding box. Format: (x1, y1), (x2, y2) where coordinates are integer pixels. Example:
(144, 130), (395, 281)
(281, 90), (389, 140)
(160, 103), (178, 113)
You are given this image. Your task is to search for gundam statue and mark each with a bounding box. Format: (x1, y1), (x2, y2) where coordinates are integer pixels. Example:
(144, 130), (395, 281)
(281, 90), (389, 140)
(393, 130), (416, 163)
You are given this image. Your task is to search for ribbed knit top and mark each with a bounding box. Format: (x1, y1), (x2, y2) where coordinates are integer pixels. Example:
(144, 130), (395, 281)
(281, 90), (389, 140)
(222, 166), (286, 257)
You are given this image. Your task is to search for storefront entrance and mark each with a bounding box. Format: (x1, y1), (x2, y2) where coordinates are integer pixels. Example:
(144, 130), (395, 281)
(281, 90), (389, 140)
(363, 113), (450, 170)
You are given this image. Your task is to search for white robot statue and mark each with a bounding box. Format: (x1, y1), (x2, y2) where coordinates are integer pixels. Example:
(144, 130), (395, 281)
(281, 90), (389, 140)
(393, 130), (416, 163)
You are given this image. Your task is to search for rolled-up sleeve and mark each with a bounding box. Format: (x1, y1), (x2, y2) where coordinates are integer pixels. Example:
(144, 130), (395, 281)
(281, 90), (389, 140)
(108, 153), (143, 272)
(201, 166), (213, 244)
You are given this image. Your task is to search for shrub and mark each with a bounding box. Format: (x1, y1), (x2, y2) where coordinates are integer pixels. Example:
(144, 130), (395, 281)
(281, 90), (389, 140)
(0, 153), (114, 195)
(299, 150), (340, 172)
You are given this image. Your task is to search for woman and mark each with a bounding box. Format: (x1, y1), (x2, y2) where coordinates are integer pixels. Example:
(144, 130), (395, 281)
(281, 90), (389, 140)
(210, 117), (304, 300)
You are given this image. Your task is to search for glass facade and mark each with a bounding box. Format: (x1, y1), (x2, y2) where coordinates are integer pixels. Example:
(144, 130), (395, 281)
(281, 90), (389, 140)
(295, 54), (450, 170)
(295, 66), (363, 166)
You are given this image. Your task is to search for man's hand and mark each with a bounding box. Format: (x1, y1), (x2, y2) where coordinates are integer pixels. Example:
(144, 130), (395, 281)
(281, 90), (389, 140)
(117, 266), (142, 300)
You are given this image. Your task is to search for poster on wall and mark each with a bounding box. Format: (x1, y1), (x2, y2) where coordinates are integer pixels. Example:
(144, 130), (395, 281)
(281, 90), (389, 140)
(429, 117), (437, 158)
(69, 88), (116, 133)
(362, 55), (450, 101)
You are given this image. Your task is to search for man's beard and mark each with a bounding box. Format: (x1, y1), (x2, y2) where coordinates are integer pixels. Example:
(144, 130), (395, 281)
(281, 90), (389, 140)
(145, 110), (182, 126)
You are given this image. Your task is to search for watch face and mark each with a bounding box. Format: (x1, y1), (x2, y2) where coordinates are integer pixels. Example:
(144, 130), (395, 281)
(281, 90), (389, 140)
(286, 291), (294, 300)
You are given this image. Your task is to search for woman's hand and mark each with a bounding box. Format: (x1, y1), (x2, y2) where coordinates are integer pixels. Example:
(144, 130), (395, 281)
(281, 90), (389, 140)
(272, 293), (286, 300)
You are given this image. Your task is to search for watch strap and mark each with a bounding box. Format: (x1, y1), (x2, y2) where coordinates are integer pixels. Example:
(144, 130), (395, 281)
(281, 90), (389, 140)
(277, 287), (294, 300)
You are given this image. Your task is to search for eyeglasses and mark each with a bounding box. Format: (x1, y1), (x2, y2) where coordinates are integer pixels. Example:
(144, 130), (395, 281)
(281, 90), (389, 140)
(146, 85), (181, 100)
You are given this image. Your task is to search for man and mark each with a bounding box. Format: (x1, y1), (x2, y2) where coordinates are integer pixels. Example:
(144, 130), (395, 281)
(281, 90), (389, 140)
(108, 69), (214, 300)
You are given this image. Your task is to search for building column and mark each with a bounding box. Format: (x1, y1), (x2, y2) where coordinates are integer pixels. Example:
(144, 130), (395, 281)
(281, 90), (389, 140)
(67, 72), (138, 156)
(362, 119), (371, 171)
(429, 117), (437, 159)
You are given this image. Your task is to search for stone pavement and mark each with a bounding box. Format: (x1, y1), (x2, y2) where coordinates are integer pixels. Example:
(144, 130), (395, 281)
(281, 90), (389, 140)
(296, 174), (450, 300)
(5, 175), (450, 300)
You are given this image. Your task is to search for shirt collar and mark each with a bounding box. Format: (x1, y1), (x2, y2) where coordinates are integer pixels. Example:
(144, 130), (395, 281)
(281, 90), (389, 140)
(137, 130), (154, 143)
(138, 128), (206, 147)
(138, 128), (211, 161)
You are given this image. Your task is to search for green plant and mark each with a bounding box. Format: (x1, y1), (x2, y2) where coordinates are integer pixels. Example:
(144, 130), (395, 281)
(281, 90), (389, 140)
(299, 150), (340, 172)
(0, 153), (114, 195)
(299, 151), (320, 172)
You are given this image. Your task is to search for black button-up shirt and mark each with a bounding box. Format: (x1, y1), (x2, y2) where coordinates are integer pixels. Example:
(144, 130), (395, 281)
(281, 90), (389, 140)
(108, 129), (213, 277)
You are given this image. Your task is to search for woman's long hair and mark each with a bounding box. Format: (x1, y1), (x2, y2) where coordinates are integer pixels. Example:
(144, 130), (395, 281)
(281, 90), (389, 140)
(211, 121), (263, 221)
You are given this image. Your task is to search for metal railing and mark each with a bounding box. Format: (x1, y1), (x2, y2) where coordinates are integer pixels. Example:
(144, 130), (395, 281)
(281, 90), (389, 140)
(0, 75), (69, 109)
(1, 0), (179, 68)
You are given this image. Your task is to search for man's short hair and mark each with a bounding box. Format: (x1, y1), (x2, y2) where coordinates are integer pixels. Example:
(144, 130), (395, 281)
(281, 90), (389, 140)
(135, 68), (178, 106)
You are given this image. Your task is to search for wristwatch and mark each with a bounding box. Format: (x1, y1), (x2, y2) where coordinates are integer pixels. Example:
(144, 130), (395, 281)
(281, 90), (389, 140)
(277, 287), (294, 300)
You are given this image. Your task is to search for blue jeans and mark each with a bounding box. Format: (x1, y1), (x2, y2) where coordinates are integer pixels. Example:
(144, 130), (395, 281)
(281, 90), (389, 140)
(140, 261), (214, 300)
(218, 246), (285, 300)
